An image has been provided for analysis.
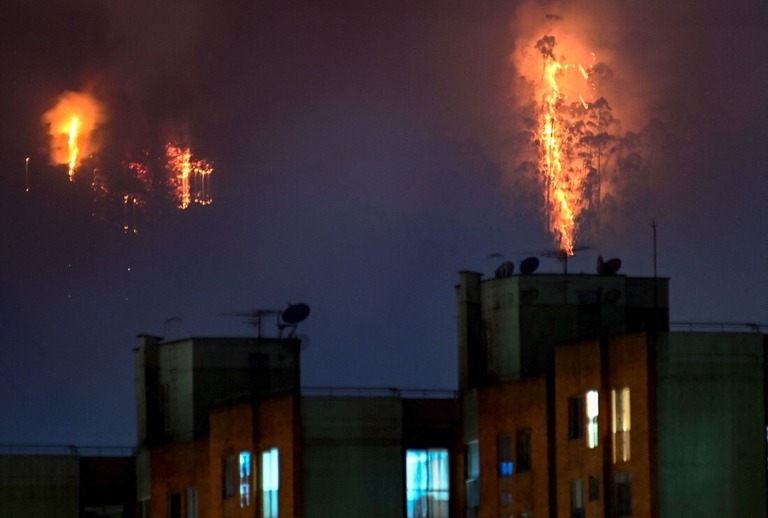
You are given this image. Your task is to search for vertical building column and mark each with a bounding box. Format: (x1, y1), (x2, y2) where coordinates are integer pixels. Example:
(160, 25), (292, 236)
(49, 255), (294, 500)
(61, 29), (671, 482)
(457, 271), (483, 392)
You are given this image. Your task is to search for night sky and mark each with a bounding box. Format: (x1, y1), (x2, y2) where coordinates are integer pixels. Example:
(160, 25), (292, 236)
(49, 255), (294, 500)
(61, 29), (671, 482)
(1, 0), (766, 446)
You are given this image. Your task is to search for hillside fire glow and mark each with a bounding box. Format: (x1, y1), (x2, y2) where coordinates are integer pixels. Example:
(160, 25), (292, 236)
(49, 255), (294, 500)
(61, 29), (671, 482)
(165, 143), (213, 209)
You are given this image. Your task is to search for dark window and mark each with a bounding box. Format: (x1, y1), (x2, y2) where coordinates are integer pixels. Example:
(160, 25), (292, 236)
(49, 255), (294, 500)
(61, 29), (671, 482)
(568, 396), (584, 440)
(615, 473), (632, 517)
(168, 492), (181, 518)
(466, 442), (480, 513)
(588, 475), (600, 501)
(222, 455), (236, 499)
(516, 428), (532, 473)
(498, 434), (513, 477)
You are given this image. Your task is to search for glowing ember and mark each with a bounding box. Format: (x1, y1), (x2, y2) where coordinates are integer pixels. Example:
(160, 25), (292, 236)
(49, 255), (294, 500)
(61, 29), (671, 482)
(42, 91), (104, 181)
(165, 143), (213, 209)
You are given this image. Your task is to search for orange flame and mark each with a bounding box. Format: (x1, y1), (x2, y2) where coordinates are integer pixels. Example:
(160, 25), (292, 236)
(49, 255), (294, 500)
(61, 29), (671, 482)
(531, 35), (599, 255)
(67, 116), (80, 181)
(42, 91), (104, 181)
(165, 143), (213, 209)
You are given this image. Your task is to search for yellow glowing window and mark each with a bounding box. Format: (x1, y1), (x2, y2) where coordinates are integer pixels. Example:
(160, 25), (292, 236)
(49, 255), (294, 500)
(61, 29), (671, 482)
(586, 390), (599, 449)
(612, 388), (631, 462)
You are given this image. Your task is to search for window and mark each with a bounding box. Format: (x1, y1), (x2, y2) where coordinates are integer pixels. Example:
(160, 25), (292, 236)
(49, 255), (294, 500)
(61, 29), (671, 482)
(586, 390), (599, 448)
(466, 441), (480, 514)
(612, 388), (631, 462)
(498, 434), (513, 477)
(222, 455), (236, 499)
(405, 448), (450, 518)
(262, 448), (279, 518)
(516, 428), (532, 473)
(588, 475), (600, 501)
(168, 492), (181, 518)
(185, 487), (198, 518)
(570, 479), (584, 518)
(568, 396), (584, 440)
(614, 473), (632, 517)
(239, 451), (252, 508)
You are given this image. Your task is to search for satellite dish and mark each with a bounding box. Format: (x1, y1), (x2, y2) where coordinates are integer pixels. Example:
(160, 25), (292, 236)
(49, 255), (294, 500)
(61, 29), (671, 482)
(281, 303), (311, 325)
(494, 261), (515, 278)
(520, 257), (540, 275)
(597, 256), (622, 275)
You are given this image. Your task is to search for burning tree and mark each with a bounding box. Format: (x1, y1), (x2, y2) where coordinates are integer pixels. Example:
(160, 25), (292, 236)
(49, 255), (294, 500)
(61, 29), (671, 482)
(532, 34), (621, 254)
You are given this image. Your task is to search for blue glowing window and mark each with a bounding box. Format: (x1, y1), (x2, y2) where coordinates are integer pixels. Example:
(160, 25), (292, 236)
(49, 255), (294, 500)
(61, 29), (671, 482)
(262, 448), (279, 518)
(406, 448), (449, 518)
(239, 451), (251, 507)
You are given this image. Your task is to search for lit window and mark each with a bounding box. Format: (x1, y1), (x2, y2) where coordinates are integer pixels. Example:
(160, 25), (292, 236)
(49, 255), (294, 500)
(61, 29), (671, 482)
(262, 448), (279, 518)
(498, 434), (513, 477)
(611, 388), (631, 462)
(586, 390), (599, 448)
(406, 448), (450, 518)
(239, 451), (251, 508)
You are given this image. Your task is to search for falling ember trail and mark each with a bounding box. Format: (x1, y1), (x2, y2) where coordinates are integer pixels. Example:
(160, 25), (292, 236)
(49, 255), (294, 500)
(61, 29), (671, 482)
(165, 143), (213, 209)
(67, 116), (80, 182)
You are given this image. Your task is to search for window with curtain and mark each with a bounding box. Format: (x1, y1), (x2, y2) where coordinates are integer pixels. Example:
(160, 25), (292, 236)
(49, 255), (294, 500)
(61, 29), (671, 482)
(406, 448), (450, 518)
(262, 448), (279, 518)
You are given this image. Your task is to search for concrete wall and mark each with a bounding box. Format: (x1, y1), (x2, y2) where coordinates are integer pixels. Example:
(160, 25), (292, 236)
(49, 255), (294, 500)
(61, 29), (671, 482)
(301, 396), (404, 518)
(0, 455), (79, 518)
(477, 376), (549, 518)
(657, 332), (766, 517)
(456, 271), (669, 390)
(554, 334), (654, 518)
(149, 440), (209, 518)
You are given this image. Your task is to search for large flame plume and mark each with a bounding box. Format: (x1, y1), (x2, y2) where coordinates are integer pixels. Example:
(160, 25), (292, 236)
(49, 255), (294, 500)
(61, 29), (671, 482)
(42, 91), (104, 181)
(513, 13), (625, 255)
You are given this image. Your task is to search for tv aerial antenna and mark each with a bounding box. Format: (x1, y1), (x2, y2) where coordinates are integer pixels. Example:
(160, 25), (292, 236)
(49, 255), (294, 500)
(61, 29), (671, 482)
(540, 245), (593, 274)
(222, 303), (310, 339)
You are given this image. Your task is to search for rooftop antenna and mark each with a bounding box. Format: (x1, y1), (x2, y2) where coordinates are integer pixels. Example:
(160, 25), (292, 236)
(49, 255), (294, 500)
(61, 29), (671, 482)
(221, 308), (280, 338)
(222, 303), (311, 339)
(163, 316), (183, 340)
(540, 245), (593, 275)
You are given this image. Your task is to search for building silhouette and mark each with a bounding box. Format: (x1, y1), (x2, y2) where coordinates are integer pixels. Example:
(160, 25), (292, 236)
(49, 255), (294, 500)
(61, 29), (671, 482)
(131, 265), (767, 517)
(456, 267), (766, 518)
